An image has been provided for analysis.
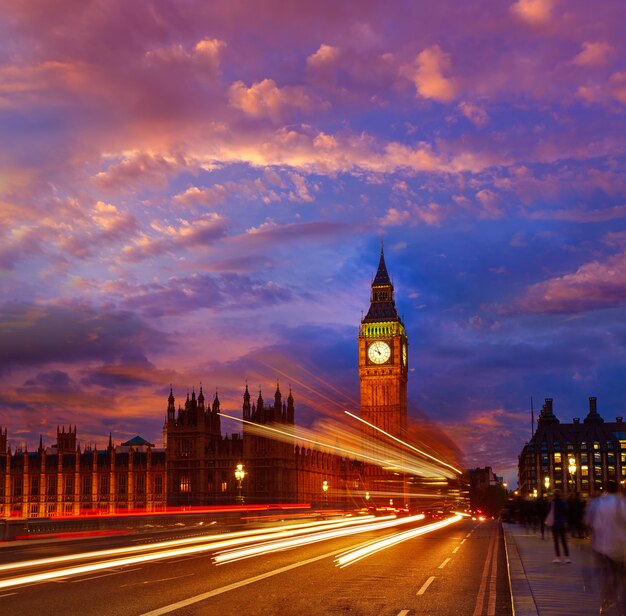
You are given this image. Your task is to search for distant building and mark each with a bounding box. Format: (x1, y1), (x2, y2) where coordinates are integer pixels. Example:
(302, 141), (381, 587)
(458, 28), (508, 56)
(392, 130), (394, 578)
(468, 466), (506, 516)
(0, 426), (167, 519)
(518, 397), (626, 498)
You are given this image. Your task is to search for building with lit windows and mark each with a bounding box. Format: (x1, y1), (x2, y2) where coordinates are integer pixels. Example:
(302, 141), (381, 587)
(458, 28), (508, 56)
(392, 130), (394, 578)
(518, 397), (626, 498)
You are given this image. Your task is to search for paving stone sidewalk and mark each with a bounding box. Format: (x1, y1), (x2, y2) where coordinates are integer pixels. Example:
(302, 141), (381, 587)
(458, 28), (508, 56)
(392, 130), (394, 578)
(503, 522), (618, 616)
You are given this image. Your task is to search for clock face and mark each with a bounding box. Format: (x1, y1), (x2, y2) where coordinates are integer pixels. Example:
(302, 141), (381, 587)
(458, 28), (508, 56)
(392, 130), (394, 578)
(402, 344), (407, 366)
(368, 340), (391, 364)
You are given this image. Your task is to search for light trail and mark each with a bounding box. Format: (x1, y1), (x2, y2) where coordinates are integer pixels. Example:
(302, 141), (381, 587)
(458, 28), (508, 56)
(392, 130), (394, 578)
(213, 514), (425, 564)
(344, 411), (463, 475)
(334, 515), (463, 568)
(0, 515), (385, 586)
(218, 413), (451, 478)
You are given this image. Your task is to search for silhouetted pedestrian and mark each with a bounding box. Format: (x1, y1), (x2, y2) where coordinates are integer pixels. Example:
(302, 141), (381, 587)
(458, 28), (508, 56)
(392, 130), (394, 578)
(537, 495), (549, 539)
(585, 481), (626, 614)
(546, 490), (570, 563)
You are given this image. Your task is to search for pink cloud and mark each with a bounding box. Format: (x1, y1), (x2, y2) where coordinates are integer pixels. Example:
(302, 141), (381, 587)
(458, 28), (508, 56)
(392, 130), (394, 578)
(228, 79), (322, 122)
(403, 45), (458, 103)
(509, 0), (555, 25)
(519, 251), (626, 313)
(572, 41), (614, 67)
(457, 101), (489, 126)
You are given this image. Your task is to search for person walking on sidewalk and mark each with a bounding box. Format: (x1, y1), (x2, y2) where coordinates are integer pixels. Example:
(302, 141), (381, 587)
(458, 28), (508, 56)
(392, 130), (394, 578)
(585, 480), (626, 614)
(546, 489), (571, 563)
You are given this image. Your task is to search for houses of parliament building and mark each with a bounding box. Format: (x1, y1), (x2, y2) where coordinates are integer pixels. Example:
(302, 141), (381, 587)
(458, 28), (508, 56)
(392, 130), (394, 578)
(0, 250), (437, 519)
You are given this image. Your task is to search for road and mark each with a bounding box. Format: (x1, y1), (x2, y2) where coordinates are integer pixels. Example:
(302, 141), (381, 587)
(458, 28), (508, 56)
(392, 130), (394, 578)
(0, 515), (512, 616)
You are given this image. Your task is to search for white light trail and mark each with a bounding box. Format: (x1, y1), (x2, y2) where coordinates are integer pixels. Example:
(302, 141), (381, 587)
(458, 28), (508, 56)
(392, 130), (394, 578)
(344, 411), (463, 475)
(334, 515), (463, 568)
(0, 515), (388, 589)
(218, 413), (450, 478)
(0, 514), (378, 574)
(213, 514), (425, 564)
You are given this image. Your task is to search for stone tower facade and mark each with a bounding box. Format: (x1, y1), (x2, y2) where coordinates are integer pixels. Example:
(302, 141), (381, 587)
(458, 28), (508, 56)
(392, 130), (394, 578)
(358, 247), (408, 441)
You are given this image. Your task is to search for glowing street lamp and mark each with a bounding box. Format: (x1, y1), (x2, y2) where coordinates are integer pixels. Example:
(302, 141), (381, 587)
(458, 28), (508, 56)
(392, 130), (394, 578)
(544, 476), (550, 494)
(568, 457), (577, 492)
(235, 463), (246, 505)
(365, 491), (370, 504)
(322, 480), (328, 508)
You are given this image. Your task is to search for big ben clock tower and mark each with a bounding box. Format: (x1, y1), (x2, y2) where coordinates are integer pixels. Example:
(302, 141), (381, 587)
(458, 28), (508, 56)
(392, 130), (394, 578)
(358, 246), (408, 441)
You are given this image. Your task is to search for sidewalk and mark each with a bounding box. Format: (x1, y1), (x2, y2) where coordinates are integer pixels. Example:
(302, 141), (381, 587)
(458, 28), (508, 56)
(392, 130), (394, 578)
(503, 523), (606, 616)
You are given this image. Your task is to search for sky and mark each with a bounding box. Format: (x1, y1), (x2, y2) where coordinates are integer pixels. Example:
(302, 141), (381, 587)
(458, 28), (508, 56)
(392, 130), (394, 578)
(2, 0), (626, 486)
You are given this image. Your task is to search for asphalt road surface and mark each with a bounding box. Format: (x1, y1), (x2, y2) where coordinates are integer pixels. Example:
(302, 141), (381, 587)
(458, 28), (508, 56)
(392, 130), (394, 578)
(0, 516), (512, 616)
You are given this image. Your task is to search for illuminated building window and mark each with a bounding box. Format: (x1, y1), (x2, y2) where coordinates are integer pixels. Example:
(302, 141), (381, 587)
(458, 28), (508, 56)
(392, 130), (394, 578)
(608, 466), (616, 476)
(581, 465), (589, 477)
(29, 504), (39, 518)
(594, 442), (600, 450)
(180, 476), (191, 493)
(221, 482), (228, 492)
(64, 504), (73, 516)
(553, 453), (561, 463)
(47, 504), (55, 516)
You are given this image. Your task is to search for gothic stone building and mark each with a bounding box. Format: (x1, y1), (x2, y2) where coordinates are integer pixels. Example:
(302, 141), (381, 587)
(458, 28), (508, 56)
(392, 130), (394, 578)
(0, 426), (167, 519)
(518, 397), (626, 498)
(0, 249), (426, 518)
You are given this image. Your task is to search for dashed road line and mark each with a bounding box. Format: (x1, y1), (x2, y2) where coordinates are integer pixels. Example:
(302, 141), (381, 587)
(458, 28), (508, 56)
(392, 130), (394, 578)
(396, 611), (410, 616)
(452, 546), (460, 554)
(417, 576), (436, 595)
(438, 558), (451, 569)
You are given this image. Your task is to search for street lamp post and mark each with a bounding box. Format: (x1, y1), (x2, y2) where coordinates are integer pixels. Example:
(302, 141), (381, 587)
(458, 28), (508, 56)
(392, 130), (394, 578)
(568, 457), (577, 494)
(235, 463), (246, 505)
(544, 476), (550, 495)
(322, 480), (328, 508)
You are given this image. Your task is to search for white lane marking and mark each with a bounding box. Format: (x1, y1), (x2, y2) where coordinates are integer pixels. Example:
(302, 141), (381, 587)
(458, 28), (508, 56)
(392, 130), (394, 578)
(139, 547), (345, 616)
(438, 558), (451, 569)
(417, 576), (436, 595)
(0, 592), (17, 598)
(452, 546), (460, 554)
(70, 568), (141, 583)
(466, 533), (472, 538)
(120, 573), (195, 588)
(397, 611), (410, 616)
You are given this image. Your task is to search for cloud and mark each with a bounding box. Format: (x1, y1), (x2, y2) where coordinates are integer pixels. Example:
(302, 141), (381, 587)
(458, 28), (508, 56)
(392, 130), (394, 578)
(307, 44), (341, 71)
(510, 0), (554, 25)
(0, 303), (164, 375)
(94, 153), (188, 191)
(143, 38), (225, 79)
(572, 41), (614, 67)
(173, 185), (229, 208)
(228, 79), (321, 121)
(457, 101), (489, 126)
(380, 202), (448, 227)
(518, 251), (626, 313)
(123, 273), (294, 317)
(403, 45), (458, 103)
(121, 213), (227, 261)
(577, 71), (626, 105)
(526, 205), (626, 223)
